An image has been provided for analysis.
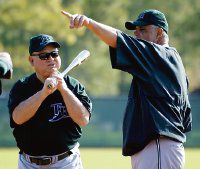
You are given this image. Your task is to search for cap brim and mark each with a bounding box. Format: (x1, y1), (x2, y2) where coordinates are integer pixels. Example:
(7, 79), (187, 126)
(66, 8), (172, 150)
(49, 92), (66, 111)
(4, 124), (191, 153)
(125, 20), (149, 30)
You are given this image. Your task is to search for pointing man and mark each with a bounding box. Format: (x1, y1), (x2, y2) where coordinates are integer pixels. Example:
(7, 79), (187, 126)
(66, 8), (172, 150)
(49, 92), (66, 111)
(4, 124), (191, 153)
(62, 9), (192, 169)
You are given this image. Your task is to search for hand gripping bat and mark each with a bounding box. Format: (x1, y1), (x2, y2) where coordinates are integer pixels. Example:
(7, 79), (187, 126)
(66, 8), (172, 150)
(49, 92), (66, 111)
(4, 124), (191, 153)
(47, 50), (90, 89)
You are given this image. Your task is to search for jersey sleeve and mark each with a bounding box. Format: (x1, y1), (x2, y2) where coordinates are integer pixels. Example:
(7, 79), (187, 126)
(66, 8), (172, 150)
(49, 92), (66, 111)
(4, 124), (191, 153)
(109, 31), (159, 80)
(8, 80), (30, 128)
(65, 76), (92, 118)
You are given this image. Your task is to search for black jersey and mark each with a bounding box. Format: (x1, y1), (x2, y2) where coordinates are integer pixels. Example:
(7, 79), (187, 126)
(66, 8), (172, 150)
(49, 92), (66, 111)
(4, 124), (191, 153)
(109, 31), (192, 156)
(8, 73), (92, 156)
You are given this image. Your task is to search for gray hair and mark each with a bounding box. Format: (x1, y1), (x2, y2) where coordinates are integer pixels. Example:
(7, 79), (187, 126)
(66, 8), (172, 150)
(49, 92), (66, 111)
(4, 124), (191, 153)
(152, 25), (169, 44)
(162, 30), (169, 43)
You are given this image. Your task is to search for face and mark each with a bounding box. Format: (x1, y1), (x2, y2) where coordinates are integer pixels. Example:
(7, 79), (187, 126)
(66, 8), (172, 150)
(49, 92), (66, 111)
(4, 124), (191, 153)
(29, 45), (61, 81)
(134, 25), (159, 43)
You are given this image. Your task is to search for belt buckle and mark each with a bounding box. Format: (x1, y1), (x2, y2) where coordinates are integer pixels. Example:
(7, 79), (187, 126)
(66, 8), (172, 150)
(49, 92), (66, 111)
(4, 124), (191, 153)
(41, 157), (52, 165)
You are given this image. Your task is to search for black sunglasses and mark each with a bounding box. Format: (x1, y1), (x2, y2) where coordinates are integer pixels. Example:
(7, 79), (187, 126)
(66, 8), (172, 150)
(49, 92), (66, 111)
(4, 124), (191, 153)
(32, 51), (59, 60)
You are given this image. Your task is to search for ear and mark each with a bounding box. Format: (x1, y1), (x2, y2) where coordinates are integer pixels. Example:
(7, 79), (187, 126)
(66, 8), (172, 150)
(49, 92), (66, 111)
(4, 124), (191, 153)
(156, 27), (163, 38)
(29, 56), (34, 66)
(156, 28), (163, 44)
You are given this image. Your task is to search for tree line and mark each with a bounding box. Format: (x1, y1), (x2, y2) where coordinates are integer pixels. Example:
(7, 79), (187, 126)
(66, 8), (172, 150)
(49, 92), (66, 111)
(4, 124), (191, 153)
(1, 0), (199, 96)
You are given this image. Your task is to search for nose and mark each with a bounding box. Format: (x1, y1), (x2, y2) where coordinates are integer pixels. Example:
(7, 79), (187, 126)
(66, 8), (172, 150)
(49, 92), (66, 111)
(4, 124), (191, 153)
(47, 56), (54, 61)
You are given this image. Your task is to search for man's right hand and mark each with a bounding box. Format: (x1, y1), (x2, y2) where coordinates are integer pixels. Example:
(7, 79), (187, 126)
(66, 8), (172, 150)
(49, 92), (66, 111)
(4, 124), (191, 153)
(61, 10), (117, 48)
(43, 77), (58, 95)
(61, 10), (90, 29)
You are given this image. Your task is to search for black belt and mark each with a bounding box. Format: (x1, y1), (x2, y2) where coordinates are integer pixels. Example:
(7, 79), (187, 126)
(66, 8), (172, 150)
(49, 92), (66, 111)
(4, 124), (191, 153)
(23, 151), (72, 166)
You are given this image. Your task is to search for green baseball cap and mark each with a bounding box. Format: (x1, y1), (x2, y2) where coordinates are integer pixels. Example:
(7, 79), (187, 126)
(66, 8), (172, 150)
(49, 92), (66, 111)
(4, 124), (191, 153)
(29, 34), (60, 55)
(125, 9), (168, 33)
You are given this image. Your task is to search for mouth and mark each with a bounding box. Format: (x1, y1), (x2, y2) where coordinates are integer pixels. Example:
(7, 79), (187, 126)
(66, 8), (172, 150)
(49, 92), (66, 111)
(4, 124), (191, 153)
(48, 63), (56, 68)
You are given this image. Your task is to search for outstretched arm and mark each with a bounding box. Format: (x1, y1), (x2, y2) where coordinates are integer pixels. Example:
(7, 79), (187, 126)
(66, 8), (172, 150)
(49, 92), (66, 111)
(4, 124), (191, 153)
(61, 10), (118, 48)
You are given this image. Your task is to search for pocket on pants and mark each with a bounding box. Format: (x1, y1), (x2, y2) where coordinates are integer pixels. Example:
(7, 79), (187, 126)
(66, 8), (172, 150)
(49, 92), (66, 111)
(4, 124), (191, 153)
(57, 150), (83, 169)
(161, 139), (185, 169)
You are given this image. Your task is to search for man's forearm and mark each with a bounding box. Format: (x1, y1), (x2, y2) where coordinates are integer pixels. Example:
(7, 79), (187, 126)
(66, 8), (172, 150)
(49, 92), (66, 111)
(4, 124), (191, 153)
(86, 19), (118, 48)
(61, 11), (118, 48)
(60, 86), (90, 127)
(12, 91), (47, 125)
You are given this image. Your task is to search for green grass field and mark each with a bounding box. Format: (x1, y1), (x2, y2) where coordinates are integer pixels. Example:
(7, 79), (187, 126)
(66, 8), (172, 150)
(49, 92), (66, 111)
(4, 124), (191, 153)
(0, 147), (199, 169)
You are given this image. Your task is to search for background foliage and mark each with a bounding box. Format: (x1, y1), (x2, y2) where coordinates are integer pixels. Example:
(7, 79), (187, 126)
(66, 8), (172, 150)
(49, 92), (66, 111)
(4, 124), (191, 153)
(0, 1), (199, 163)
(0, 0), (199, 96)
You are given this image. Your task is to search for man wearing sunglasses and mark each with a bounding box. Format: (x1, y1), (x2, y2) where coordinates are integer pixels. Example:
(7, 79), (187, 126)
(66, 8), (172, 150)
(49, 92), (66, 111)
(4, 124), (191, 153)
(8, 34), (92, 169)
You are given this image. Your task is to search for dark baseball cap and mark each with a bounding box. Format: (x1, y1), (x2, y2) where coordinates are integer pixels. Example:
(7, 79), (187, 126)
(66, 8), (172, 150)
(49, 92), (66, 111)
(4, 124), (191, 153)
(125, 9), (168, 33)
(29, 34), (60, 55)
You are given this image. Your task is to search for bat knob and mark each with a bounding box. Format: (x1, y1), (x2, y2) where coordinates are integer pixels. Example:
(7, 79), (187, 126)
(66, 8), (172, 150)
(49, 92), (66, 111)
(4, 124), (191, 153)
(47, 83), (54, 89)
(47, 77), (57, 89)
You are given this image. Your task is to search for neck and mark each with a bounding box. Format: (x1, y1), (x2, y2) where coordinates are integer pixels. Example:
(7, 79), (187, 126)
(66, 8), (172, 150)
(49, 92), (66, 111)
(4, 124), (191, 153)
(36, 72), (46, 83)
(156, 37), (169, 47)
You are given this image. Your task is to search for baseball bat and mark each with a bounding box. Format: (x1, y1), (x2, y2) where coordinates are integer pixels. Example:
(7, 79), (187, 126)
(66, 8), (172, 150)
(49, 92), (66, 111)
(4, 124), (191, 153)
(47, 50), (90, 89)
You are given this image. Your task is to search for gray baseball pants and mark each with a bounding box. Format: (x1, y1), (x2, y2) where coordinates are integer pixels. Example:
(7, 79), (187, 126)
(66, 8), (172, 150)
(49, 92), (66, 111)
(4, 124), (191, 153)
(131, 137), (185, 169)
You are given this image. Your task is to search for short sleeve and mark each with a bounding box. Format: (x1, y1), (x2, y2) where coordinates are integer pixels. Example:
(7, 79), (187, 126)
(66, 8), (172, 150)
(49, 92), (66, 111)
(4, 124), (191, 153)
(65, 76), (92, 118)
(109, 31), (160, 80)
(8, 80), (30, 128)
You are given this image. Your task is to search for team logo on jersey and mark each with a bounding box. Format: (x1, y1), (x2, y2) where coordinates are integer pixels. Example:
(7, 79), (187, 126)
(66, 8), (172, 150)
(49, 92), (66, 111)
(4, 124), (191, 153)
(49, 103), (69, 122)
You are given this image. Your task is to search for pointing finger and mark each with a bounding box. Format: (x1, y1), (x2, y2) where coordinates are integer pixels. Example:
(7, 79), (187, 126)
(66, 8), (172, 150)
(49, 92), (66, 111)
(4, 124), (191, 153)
(61, 10), (72, 18)
(78, 16), (85, 27)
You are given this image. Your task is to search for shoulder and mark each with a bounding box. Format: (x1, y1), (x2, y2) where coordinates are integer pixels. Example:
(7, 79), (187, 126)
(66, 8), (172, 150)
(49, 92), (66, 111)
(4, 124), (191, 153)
(64, 75), (85, 90)
(18, 73), (36, 84)
(11, 74), (36, 90)
(117, 31), (154, 48)
(153, 44), (181, 60)
(64, 76), (89, 98)
(65, 75), (80, 85)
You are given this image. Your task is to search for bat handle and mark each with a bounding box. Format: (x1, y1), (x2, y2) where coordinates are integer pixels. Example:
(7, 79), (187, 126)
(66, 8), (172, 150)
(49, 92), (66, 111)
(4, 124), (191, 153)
(47, 77), (58, 89)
